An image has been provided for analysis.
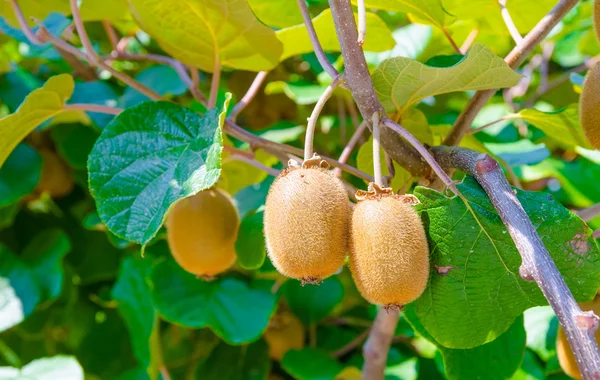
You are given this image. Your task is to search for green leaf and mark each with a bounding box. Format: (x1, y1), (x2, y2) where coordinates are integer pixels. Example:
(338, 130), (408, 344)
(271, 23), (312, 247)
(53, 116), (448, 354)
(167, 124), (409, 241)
(284, 277), (344, 325)
(194, 340), (271, 380)
(111, 257), (156, 368)
(405, 305), (526, 380)
(0, 74), (74, 167)
(247, 0), (303, 28)
(149, 255), (276, 344)
(80, 0), (131, 23)
(88, 99), (229, 246)
(264, 81), (330, 105)
(235, 211), (267, 270)
(413, 176), (600, 348)
(517, 105), (591, 148)
(510, 350), (545, 380)
(277, 9), (394, 61)
(350, 0), (447, 28)
(523, 306), (558, 361)
(121, 65), (188, 108)
(0, 203), (20, 231)
(282, 348), (344, 380)
(372, 44), (521, 113)
(0, 356), (84, 380)
(0, 144), (41, 206)
(51, 124), (100, 170)
(129, 0), (283, 72)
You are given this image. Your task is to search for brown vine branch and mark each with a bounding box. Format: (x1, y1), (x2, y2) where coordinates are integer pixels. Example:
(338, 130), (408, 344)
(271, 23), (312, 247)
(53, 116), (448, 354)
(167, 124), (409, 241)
(229, 71), (268, 121)
(444, 0), (579, 146)
(296, 0), (339, 79)
(432, 146), (600, 379)
(70, 0), (99, 62)
(334, 120), (368, 177)
(102, 21), (119, 51)
(8, 0), (42, 45)
(362, 309), (400, 379)
(441, 27), (462, 54)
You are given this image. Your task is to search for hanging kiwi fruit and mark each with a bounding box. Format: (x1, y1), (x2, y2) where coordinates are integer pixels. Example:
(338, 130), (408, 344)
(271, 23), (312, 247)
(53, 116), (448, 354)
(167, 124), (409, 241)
(263, 155), (350, 284)
(166, 188), (239, 278)
(580, 62), (600, 150)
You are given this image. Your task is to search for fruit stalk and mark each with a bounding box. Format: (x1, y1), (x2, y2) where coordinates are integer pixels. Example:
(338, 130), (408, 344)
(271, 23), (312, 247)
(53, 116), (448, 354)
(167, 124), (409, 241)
(304, 75), (343, 160)
(371, 112), (383, 186)
(433, 145), (600, 378)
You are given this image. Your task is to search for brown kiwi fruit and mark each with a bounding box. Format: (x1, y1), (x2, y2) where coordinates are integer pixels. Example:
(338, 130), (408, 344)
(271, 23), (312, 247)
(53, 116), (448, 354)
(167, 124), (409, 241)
(263, 312), (305, 360)
(35, 148), (74, 198)
(580, 62), (600, 149)
(166, 188), (239, 278)
(264, 156), (350, 284)
(556, 294), (600, 379)
(349, 183), (429, 309)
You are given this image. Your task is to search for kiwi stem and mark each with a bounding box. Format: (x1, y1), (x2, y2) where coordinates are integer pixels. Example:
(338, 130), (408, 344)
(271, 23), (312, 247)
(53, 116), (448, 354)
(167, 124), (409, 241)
(498, 0), (524, 44)
(304, 75), (343, 161)
(208, 60), (221, 109)
(372, 112), (383, 186)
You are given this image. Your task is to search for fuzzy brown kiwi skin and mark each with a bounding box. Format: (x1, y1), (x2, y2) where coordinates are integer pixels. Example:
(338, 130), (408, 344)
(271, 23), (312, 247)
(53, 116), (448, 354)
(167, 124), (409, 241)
(349, 184), (429, 308)
(556, 295), (600, 379)
(166, 188), (239, 277)
(263, 165), (350, 283)
(580, 62), (600, 149)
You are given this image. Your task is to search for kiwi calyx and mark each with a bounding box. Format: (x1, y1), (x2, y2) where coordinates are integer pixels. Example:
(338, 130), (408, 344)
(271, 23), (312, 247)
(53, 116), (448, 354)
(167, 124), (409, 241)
(301, 153), (329, 169)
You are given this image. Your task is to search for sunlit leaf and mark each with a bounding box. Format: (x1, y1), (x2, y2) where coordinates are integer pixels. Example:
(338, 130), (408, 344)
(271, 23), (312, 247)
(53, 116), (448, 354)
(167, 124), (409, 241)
(372, 44), (521, 113)
(277, 9), (394, 61)
(350, 0), (447, 28)
(247, 0), (303, 28)
(129, 0), (283, 72)
(0, 1), (70, 27)
(0, 356), (84, 380)
(518, 105), (591, 149)
(0, 74), (74, 167)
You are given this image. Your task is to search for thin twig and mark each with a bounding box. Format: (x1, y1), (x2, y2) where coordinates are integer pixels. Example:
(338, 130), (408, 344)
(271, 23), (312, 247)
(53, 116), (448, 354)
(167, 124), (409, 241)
(362, 309), (400, 380)
(296, 0), (339, 79)
(444, 0), (579, 146)
(337, 96), (347, 144)
(577, 203), (600, 222)
(433, 146), (600, 379)
(334, 120), (368, 177)
(304, 75), (343, 160)
(441, 27), (462, 54)
(229, 71), (268, 121)
(384, 152), (396, 188)
(189, 67), (203, 101)
(357, 0), (366, 46)
(8, 0), (43, 45)
(102, 21), (119, 51)
(539, 42), (555, 92)
(372, 112), (382, 186)
(208, 62), (221, 109)
(460, 28), (479, 54)
(499, 0), (524, 44)
(333, 328), (371, 358)
(229, 154), (280, 177)
(70, 0), (99, 62)
(64, 104), (122, 115)
(469, 114), (521, 134)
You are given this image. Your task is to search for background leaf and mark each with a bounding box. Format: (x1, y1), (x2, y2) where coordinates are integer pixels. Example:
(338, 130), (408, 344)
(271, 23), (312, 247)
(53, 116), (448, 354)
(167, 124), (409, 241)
(282, 348), (344, 380)
(518, 105), (591, 148)
(194, 340), (271, 380)
(0, 144), (41, 206)
(235, 210), (267, 270)
(284, 277), (344, 325)
(88, 99), (228, 245)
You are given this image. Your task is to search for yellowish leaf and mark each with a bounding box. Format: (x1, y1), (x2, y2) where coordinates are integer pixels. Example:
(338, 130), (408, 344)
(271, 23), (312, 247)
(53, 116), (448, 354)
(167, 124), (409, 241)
(351, 0), (448, 28)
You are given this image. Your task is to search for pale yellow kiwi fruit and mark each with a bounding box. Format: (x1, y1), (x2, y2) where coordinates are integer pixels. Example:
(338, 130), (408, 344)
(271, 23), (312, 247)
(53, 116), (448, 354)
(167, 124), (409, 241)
(349, 184), (429, 309)
(35, 148), (74, 198)
(556, 295), (600, 379)
(580, 62), (600, 149)
(264, 164), (350, 284)
(166, 188), (239, 277)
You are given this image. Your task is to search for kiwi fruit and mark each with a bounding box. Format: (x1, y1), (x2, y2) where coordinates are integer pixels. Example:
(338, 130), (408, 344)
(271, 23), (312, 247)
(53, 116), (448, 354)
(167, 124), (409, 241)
(556, 294), (600, 379)
(264, 155), (350, 284)
(166, 188), (239, 278)
(349, 183), (429, 309)
(35, 148), (74, 198)
(580, 62), (600, 149)
(264, 312), (305, 360)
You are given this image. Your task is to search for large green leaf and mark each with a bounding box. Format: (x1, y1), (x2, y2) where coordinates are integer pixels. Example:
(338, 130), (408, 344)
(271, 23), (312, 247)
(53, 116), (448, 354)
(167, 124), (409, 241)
(111, 257), (156, 368)
(0, 74), (74, 167)
(277, 9), (395, 61)
(128, 0), (282, 72)
(88, 99), (228, 246)
(372, 44), (521, 113)
(0, 144), (41, 206)
(518, 105), (591, 148)
(281, 348), (343, 380)
(194, 340), (271, 380)
(149, 255), (277, 344)
(413, 176), (600, 348)
(247, 0), (303, 28)
(405, 305), (526, 380)
(0, 356), (84, 380)
(283, 277), (344, 325)
(350, 0), (447, 28)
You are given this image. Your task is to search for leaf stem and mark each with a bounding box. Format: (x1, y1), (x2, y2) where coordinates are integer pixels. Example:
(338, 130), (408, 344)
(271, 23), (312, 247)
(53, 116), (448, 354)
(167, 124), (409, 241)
(334, 120), (368, 177)
(70, 0), (99, 62)
(229, 71), (268, 121)
(468, 114), (520, 134)
(372, 112), (383, 186)
(356, 0), (366, 46)
(444, 0), (579, 146)
(229, 154), (280, 177)
(102, 20), (119, 51)
(304, 75), (342, 160)
(498, 0), (523, 44)
(0, 339), (21, 367)
(441, 27), (462, 54)
(577, 202), (600, 222)
(208, 61), (221, 109)
(296, 0), (339, 79)
(460, 28), (479, 54)
(64, 103), (122, 115)
(7, 0), (43, 45)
